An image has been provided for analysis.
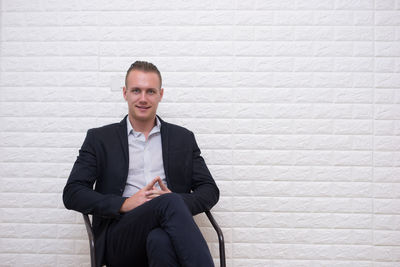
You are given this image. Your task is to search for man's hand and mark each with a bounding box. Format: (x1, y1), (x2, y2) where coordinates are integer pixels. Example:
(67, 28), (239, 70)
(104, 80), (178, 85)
(145, 177), (171, 199)
(119, 177), (171, 213)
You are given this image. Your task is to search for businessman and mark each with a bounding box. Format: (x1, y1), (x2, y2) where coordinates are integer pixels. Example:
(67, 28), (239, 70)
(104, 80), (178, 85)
(63, 61), (219, 267)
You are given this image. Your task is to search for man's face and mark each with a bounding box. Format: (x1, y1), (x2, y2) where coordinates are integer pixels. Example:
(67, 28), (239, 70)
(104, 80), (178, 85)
(123, 70), (163, 123)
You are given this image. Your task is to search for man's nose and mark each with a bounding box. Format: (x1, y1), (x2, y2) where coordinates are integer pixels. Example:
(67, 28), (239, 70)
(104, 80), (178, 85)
(139, 91), (147, 102)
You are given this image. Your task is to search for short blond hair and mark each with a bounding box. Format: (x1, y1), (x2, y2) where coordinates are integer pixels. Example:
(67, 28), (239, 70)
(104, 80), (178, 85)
(125, 61), (162, 88)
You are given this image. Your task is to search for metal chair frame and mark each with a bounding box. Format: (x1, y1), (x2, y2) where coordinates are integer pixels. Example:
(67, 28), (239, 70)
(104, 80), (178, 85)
(82, 210), (226, 267)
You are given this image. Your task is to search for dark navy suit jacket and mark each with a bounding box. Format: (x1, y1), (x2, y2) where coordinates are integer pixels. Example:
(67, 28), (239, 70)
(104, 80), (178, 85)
(63, 115), (219, 266)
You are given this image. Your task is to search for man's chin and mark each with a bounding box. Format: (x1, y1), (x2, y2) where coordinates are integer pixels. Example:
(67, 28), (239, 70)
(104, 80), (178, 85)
(131, 114), (156, 122)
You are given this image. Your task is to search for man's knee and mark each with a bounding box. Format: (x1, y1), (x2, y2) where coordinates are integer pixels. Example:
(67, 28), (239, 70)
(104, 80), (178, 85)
(159, 193), (186, 209)
(154, 193), (192, 221)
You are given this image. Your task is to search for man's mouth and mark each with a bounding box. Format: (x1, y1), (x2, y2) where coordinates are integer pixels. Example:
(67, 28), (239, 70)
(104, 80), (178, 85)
(136, 105), (150, 110)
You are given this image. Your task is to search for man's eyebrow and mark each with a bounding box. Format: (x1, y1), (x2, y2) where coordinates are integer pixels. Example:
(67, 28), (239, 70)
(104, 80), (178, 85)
(129, 87), (159, 90)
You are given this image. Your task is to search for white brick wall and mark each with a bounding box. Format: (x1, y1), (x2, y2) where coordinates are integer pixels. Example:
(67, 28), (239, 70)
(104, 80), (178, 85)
(1, 0), (399, 266)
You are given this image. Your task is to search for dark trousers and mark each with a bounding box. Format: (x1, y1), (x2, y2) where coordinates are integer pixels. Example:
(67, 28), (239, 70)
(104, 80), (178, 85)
(105, 193), (214, 267)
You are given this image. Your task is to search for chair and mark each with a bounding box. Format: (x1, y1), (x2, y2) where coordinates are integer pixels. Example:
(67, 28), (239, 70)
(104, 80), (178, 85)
(82, 210), (226, 267)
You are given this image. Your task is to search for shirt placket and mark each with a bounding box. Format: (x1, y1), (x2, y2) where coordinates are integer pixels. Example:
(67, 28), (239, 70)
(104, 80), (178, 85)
(143, 136), (150, 185)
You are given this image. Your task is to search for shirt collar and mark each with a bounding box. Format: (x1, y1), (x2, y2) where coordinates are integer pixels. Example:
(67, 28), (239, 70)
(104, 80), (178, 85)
(126, 116), (161, 137)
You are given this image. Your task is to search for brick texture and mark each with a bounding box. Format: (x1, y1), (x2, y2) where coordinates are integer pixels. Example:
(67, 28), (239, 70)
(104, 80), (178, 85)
(1, 0), (399, 266)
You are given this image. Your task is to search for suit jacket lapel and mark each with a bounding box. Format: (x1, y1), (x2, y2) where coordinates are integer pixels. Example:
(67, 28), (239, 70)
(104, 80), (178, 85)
(117, 115), (129, 165)
(159, 116), (170, 186)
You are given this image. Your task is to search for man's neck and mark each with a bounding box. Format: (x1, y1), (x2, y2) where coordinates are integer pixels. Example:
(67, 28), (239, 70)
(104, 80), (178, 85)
(128, 115), (157, 139)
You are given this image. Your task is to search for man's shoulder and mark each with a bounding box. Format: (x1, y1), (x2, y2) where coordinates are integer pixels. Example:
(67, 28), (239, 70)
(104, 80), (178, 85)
(162, 120), (197, 149)
(162, 120), (193, 136)
(86, 120), (123, 137)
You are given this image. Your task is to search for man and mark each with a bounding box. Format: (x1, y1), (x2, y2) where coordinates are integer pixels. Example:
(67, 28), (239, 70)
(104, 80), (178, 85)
(63, 61), (219, 267)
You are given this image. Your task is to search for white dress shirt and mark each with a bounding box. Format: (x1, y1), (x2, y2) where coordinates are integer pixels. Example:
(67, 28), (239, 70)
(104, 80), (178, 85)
(122, 116), (167, 197)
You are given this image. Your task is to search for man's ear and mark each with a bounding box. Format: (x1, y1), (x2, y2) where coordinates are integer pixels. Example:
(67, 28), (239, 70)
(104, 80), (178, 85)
(123, 86), (127, 100)
(159, 88), (164, 101)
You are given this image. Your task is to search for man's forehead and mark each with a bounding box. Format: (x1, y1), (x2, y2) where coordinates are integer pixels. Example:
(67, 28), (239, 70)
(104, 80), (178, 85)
(126, 70), (161, 88)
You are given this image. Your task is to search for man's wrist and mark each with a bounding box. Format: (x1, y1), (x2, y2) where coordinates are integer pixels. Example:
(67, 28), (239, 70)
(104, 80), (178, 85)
(119, 197), (130, 213)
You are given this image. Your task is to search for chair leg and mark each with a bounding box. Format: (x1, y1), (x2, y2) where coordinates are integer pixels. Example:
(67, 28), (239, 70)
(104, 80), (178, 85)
(82, 214), (96, 267)
(205, 211), (226, 267)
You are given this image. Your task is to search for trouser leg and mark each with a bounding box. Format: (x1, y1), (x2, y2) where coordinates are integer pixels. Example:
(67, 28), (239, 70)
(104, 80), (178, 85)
(147, 228), (180, 267)
(105, 193), (214, 267)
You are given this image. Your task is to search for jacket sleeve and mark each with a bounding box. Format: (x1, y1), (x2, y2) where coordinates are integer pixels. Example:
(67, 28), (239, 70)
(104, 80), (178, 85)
(62, 129), (126, 218)
(178, 132), (220, 215)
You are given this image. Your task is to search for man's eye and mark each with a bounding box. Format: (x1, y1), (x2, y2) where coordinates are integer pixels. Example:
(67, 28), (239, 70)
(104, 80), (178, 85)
(132, 89), (140, 94)
(148, 90), (155, 95)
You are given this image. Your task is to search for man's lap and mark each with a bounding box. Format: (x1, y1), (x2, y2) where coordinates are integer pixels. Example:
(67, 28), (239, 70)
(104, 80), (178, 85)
(105, 193), (188, 266)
